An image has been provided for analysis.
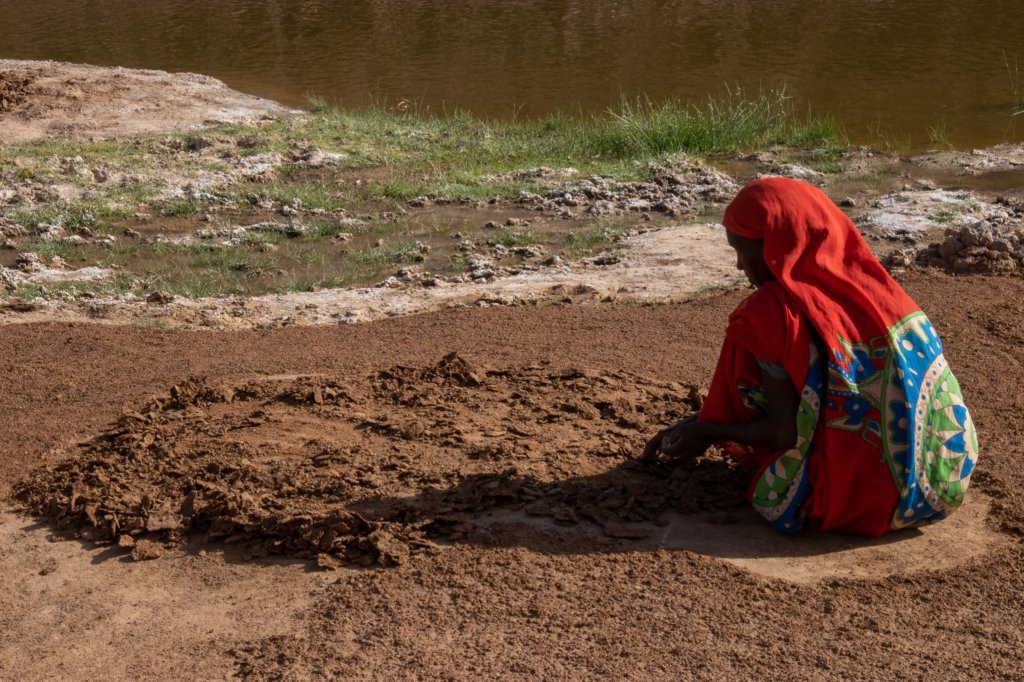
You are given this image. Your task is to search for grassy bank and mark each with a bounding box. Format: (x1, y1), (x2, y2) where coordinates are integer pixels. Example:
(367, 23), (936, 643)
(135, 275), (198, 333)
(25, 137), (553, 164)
(1, 90), (846, 300)
(241, 88), (844, 200)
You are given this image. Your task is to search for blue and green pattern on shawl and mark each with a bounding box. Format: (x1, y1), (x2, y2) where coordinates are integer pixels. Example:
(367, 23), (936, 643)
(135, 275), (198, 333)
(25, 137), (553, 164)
(749, 342), (824, 533)
(746, 312), (978, 533)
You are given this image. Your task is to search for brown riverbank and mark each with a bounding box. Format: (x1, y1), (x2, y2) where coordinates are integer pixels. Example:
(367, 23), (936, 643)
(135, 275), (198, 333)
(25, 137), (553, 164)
(1, 271), (1022, 680)
(0, 60), (290, 143)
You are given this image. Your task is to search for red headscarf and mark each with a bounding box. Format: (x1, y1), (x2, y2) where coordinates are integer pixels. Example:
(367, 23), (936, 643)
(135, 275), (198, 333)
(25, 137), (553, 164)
(722, 177), (917, 353)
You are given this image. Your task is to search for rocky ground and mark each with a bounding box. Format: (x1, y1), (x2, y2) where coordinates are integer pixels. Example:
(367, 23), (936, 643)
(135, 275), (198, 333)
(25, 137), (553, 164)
(2, 62), (1024, 681)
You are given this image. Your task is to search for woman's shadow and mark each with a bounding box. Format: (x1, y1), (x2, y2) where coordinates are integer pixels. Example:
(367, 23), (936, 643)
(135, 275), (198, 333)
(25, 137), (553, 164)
(354, 454), (939, 580)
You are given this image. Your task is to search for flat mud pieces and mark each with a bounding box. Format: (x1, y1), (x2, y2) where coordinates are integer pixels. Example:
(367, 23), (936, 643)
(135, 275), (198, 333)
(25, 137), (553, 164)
(12, 354), (741, 569)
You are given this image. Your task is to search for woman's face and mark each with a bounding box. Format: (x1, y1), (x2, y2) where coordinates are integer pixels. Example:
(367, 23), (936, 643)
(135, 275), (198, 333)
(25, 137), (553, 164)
(726, 231), (775, 288)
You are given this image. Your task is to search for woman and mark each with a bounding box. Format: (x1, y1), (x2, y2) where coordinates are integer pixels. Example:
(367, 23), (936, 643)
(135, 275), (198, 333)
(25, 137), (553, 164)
(645, 177), (978, 536)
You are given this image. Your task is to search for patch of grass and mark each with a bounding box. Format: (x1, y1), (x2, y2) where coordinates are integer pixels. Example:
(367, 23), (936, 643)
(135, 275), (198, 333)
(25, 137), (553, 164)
(563, 227), (622, 259)
(306, 218), (346, 240)
(807, 159), (845, 175)
(307, 94), (330, 114)
(4, 282), (48, 300)
(927, 119), (950, 148)
(4, 274), (139, 302)
(845, 165), (898, 188)
(18, 239), (78, 263)
(202, 87), (845, 203)
(345, 242), (422, 268)
(245, 181), (349, 212)
(161, 198), (203, 217)
(370, 179), (432, 202)
(100, 239), (142, 262)
(588, 88), (844, 158)
(9, 200), (121, 233)
(931, 201), (965, 224)
(0, 90), (854, 303)
(449, 253), (472, 272)
(1, 138), (149, 169)
(1004, 50), (1024, 115)
(868, 120), (912, 154)
(125, 242), (275, 298)
(10, 205), (61, 231)
(308, 241), (423, 288)
(484, 231), (545, 248)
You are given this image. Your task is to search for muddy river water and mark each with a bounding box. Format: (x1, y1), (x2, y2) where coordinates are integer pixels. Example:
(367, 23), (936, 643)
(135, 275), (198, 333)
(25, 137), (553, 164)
(1, 1), (1023, 148)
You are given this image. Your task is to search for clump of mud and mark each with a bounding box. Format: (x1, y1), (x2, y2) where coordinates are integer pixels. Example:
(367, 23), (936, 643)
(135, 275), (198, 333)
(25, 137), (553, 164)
(410, 159), (739, 220)
(915, 198), (1024, 274)
(15, 354), (746, 568)
(881, 195), (1024, 275)
(0, 71), (31, 113)
(512, 161), (738, 219)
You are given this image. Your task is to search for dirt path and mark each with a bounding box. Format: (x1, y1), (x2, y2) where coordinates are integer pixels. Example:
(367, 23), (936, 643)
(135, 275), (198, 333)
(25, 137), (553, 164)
(1, 271), (1022, 680)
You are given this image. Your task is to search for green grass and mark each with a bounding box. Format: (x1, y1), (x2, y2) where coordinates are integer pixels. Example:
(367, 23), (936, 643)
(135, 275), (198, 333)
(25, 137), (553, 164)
(806, 158), (845, 175)
(161, 198), (203, 217)
(1004, 50), (1024, 116)
(927, 119), (950, 148)
(210, 86), (845, 202)
(3, 88), (847, 226)
(449, 253), (472, 272)
(1, 89), (850, 302)
(484, 231), (545, 248)
(307, 94), (331, 114)
(344, 242), (422, 268)
(10, 201), (121, 233)
(867, 120), (912, 154)
(563, 227), (622, 259)
(245, 180), (350, 212)
(586, 89), (842, 158)
(6, 273), (139, 301)
(17, 239), (78, 263)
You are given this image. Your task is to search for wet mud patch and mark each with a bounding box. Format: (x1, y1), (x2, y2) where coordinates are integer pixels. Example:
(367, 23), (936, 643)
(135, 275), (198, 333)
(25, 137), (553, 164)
(15, 354), (739, 568)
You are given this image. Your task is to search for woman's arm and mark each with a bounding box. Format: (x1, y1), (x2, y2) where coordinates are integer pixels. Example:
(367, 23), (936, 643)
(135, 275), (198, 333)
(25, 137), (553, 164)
(649, 369), (800, 460)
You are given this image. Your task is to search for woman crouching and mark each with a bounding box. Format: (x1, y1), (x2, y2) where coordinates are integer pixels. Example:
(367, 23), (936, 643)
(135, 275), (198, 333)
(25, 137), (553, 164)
(644, 177), (979, 536)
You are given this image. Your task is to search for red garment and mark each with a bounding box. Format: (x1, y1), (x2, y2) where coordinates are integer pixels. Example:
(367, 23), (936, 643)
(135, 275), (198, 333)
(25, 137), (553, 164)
(700, 177), (918, 536)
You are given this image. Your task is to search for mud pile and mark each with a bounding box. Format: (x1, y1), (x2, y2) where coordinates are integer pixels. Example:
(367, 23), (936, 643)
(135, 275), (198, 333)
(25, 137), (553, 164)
(0, 71), (31, 113)
(427, 160), (739, 220)
(519, 162), (738, 219)
(910, 196), (1024, 274)
(15, 354), (741, 567)
(871, 191), (1024, 274)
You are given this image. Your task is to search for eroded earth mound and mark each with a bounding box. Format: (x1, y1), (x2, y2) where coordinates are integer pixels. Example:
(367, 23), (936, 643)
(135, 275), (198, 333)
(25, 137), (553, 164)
(0, 71), (31, 113)
(15, 354), (744, 568)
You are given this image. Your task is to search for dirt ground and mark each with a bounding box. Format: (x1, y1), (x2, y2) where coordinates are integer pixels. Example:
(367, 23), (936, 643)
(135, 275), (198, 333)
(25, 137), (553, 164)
(1, 270), (1023, 680)
(0, 60), (289, 143)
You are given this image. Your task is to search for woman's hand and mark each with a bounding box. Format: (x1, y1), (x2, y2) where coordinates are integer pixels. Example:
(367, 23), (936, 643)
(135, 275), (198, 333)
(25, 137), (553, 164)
(642, 413), (708, 461)
(659, 420), (712, 459)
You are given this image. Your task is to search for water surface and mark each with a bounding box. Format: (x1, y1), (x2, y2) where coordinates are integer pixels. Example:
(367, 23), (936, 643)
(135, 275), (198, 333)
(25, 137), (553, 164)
(2, 1), (1023, 148)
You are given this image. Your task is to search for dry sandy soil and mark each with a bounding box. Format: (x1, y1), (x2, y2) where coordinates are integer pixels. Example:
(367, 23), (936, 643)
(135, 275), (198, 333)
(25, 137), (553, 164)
(0, 60), (289, 143)
(1, 61), (1023, 681)
(1, 271), (1023, 680)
